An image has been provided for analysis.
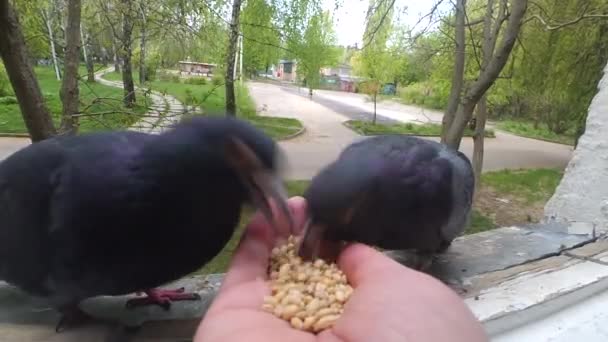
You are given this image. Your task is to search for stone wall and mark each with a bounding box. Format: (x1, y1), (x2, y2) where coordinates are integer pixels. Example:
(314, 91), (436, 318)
(544, 62), (608, 236)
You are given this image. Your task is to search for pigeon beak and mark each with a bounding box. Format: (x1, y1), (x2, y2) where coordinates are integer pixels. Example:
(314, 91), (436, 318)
(297, 219), (326, 261)
(223, 136), (294, 236)
(249, 170), (294, 236)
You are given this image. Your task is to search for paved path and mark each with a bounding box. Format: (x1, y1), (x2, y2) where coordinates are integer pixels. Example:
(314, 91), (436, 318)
(0, 80), (573, 180)
(95, 68), (184, 134)
(250, 81), (573, 180)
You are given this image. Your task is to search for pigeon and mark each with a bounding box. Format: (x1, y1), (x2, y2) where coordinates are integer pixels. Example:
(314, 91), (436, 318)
(298, 135), (474, 270)
(0, 116), (292, 331)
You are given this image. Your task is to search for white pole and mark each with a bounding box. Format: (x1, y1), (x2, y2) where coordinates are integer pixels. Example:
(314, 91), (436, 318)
(239, 33), (243, 84)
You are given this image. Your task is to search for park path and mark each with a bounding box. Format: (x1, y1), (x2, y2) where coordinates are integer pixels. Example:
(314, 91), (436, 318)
(94, 68), (184, 134)
(249, 81), (573, 180)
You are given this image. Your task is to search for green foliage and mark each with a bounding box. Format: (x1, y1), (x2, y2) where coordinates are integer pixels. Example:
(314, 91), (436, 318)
(396, 0), (607, 139)
(352, 0), (396, 90)
(345, 120), (495, 138)
(241, 0), (281, 76)
(0, 67), (144, 134)
(184, 77), (208, 85)
(0, 97), (18, 105)
(295, 10), (339, 92)
(497, 120), (575, 146)
(0, 62), (12, 97)
(481, 168), (563, 204)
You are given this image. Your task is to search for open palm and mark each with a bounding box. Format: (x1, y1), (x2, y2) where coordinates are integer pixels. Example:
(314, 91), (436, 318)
(194, 197), (487, 342)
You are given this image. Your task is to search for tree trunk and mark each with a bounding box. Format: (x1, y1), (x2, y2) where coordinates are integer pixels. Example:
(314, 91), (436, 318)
(59, 0), (81, 135)
(309, 87), (313, 99)
(472, 95), (487, 193)
(225, 0), (242, 116)
(121, 0), (136, 107)
(0, 1), (56, 141)
(138, 2), (146, 84)
(42, 9), (61, 81)
(81, 26), (95, 82)
(373, 92), (377, 124)
(444, 0), (528, 149)
(441, 0), (466, 143)
(112, 39), (120, 73)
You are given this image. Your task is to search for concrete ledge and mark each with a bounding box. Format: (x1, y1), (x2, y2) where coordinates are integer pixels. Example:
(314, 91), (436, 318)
(1, 225), (606, 341)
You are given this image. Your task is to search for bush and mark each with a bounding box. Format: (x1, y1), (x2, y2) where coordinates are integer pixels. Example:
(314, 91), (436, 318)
(156, 70), (181, 83)
(399, 81), (448, 110)
(212, 76), (223, 86)
(185, 77), (208, 85)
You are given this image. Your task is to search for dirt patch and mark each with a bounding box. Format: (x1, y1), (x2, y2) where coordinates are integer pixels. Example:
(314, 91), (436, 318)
(474, 186), (544, 227)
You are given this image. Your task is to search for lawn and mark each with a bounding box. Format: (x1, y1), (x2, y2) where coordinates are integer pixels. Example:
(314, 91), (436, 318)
(102, 71), (303, 140)
(198, 169), (562, 274)
(0, 66), (148, 134)
(345, 120), (496, 138)
(496, 120), (575, 145)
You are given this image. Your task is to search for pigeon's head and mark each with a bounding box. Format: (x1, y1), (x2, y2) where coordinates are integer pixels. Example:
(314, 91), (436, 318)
(176, 116), (293, 234)
(298, 155), (382, 260)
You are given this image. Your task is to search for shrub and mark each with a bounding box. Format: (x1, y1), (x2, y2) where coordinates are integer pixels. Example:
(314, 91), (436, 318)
(212, 76), (223, 86)
(185, 77), (208, 85)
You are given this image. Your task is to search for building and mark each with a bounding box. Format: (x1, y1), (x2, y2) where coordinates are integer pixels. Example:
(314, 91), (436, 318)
(321, 63), (353, 78)
(177, 61), (217, 77)
(276, 59), (297, 82)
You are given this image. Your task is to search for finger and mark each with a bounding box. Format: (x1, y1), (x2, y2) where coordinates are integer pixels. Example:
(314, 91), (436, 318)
(220, 197), (309, 292)
(337, 243), (407, 287)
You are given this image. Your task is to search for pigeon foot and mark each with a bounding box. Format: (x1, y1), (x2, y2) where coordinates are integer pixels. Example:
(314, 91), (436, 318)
(125, 287), (201, 310)
(55, 304), (93, 333)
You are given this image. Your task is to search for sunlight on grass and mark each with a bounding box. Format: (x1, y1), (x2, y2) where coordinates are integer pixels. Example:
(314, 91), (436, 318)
(497, 120), (574, 145)
(345, 120), (495, 138)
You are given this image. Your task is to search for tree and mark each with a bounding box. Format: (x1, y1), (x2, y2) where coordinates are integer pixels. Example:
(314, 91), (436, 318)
(241, 0), (280, 77)
(59, 0), (82, 135)
(0, 0), (56, 141)
(295, 10), (339, 98)
(441, 0), (528, 148)
(225, 0), (243, 116)
(353, 0), (396, 124)
(120, 0), (136, 107)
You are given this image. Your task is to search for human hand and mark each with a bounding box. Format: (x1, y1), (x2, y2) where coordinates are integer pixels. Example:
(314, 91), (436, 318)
(194, 196), (488, 342)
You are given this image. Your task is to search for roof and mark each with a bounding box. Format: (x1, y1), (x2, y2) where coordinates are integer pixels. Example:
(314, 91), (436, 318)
(177, 61), (218, 67)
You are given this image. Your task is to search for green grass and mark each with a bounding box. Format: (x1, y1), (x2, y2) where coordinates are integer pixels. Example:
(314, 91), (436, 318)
(496, 120), (575, 145)
(481, 168), (563, 204)
(0, 66), (147, 134)
(103, 71), (303, 140)
(345, 120), (496, 138)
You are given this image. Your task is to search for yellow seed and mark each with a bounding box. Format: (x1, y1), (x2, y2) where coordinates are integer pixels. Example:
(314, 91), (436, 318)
(262, 304), (274, 312)
(281, 304), (300, 320)
(306, 298), (321, 312)
(303, 316), (318, 330)
(316, 307), (339, 317)
(335, 290), (346, 302)
(291, 316), (304, 330)
(313, 314), (340, 332)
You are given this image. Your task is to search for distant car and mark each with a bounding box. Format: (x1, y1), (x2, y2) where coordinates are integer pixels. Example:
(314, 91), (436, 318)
(382, 83), (397, 95)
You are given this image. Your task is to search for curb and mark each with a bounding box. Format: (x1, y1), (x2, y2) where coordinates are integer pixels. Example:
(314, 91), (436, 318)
(0, 133), (30, 138)
(277, 125), (306, 141)
(342, 121), (497, 139)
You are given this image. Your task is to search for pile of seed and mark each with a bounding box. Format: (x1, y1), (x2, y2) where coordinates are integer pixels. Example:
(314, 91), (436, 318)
(262, 235), (354, 333)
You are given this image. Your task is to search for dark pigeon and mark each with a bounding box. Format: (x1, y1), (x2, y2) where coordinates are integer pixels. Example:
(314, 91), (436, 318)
(0, 116), (292, 331)
(298, 135), (474, 269)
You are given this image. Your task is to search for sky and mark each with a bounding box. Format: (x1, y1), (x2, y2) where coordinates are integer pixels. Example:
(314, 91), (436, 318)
(321, 0), (452, 47)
